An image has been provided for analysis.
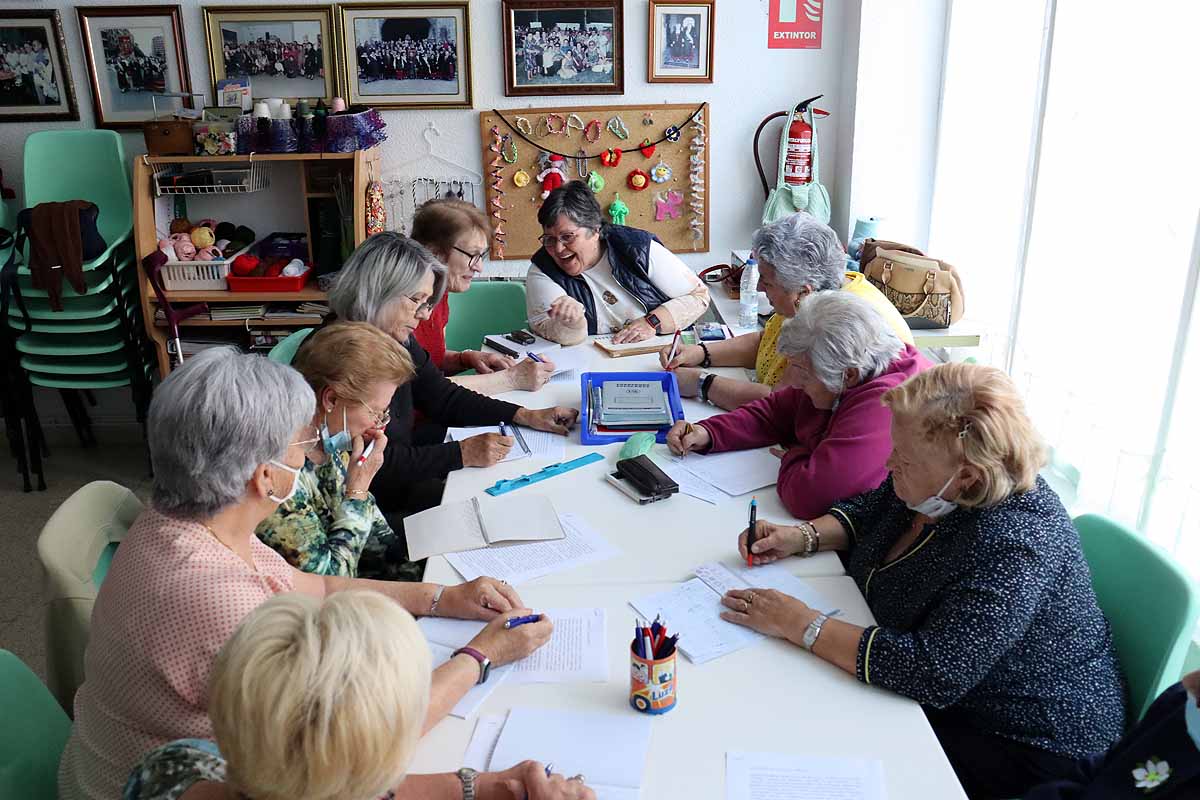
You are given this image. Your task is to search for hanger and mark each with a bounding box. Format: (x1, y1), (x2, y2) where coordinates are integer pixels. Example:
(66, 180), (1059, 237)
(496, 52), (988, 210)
(390, 122), (483, 184)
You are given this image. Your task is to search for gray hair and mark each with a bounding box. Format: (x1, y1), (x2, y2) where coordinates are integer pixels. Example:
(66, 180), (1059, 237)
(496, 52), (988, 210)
(777, 291), (905, 393)
(329, 232), (446, 325)
(148, 348), (314, 519)
(751, 212), (844, 292)
(537, 180), (604, 230)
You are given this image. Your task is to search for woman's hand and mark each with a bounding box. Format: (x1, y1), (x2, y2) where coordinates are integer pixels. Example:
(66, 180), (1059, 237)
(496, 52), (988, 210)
(467, 611), (554, 667)
(659, 343), (704, 370)
(481, 761), (596, 800)
(673, 367), (702, 398)
(438, 578), (524, 620)
(547, 296), (586, 326)
(514, 406), (580, 435)
(460, 433), (514, 467)
(612, 317), (656, 344)
(462, 349), (514, 374)
(720, 588), (815, 642)
(507, 357), (556, 392)
(737, 520), (808, 564)
(665, 420), (711, 455)
(346, 428), (387, 495)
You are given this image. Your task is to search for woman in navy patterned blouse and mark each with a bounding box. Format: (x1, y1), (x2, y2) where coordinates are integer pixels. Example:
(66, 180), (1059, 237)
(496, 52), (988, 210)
(718, 363), (1127, 799)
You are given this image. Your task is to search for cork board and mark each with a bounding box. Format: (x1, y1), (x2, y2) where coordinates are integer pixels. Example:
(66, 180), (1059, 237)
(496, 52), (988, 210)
(479, 102), (709, 261)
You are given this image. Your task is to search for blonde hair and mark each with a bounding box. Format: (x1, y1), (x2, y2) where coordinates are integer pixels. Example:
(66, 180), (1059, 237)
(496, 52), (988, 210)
(295, 321), (414, 403)
(208, 591), (431, 800)
(410, 198), (491, 257)
(883, 362), (1046, 508)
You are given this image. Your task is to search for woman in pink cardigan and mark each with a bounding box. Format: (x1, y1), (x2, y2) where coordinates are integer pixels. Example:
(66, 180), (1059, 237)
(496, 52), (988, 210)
(666, 291), (930, 518)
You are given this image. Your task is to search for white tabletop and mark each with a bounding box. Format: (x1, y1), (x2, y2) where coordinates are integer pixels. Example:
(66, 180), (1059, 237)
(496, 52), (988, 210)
(423, 344), (846, 587)
(408, 579), (967, 800)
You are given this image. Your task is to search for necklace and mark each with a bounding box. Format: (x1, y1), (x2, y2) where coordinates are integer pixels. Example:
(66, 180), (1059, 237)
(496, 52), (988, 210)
(201, 521), (262, 575)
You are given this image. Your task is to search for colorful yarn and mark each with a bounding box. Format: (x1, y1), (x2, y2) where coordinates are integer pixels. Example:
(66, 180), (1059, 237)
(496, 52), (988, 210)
(325, 107), (388, 153)
(365, 179), (385, 236)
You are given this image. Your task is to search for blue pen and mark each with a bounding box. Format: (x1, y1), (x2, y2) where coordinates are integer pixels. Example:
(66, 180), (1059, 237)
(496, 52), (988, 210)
(527, 351), (545, 363)
(633, 620), (645, 658)
(544, 763), (553, 778)
(504, 614), (542, 629)
(499, 421), (509, 437)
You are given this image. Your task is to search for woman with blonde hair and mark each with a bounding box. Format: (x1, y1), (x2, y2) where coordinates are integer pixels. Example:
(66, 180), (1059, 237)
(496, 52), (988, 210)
(123, 591), (595, 800)
(714, 363), (1127, 799)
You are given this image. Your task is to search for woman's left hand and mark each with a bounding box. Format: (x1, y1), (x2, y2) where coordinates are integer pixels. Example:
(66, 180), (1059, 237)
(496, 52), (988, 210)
(462, 349), (515, 374)
(720, 588), (814, 642)
(514, 406), (580, 435)
(438, 578), (525, 620)
(612, 317), (657, 344)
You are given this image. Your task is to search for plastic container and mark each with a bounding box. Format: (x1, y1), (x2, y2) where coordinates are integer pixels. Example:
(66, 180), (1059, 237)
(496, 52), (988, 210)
(579, 371), (685, 446)
(226, 266), (312, 293)
(630, 641), (676, 715)
(738, 256), (760, 328)
(159, 239), (254, 290)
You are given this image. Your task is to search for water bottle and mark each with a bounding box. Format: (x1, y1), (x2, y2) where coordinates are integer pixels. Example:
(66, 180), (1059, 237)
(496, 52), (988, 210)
(738, 257), (760, 328)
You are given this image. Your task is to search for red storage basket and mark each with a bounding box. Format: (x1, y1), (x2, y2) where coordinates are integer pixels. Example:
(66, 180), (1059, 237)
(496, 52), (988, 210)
(226, 266), (312, 292)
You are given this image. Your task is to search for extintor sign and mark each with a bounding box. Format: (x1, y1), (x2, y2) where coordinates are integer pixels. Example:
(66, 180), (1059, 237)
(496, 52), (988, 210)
(768, 0), (823, 49)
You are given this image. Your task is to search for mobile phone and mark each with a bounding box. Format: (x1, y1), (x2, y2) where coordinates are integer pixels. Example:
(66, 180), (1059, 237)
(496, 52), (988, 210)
(506, 329), (536, 345)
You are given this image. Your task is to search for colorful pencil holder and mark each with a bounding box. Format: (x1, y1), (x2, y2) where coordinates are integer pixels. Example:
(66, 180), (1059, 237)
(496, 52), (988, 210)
(629, 642), (677, 715)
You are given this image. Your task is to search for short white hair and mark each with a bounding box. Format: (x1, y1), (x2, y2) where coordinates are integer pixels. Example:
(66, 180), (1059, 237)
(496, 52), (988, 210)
(329, 231), (446, 326)
(209, 591), (431, 800)
(751, 212), (844, 292)
(777, 291), (904, 392)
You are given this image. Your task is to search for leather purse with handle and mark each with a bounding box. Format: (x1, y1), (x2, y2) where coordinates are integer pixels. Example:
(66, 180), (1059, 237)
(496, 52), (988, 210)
(861, 238), (965, 329)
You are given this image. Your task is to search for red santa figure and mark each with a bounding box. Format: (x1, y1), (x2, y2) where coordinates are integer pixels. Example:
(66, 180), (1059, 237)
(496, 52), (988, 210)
(537, 153), (569, 199)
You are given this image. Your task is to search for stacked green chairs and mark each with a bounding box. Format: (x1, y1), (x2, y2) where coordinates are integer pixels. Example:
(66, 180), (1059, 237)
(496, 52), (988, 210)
(445, 280), (529, 352)
(0, 649), (71, 800)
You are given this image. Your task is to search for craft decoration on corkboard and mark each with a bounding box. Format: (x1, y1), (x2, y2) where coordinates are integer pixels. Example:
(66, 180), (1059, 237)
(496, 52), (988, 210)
(479, 102), (709, 260)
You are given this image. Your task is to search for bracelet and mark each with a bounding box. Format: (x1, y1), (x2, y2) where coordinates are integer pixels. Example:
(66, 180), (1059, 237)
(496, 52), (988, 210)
(429, 585), (446, 616)
(347, 488), (369, 499)
(699, 342), (712, 368)
(797, 521), (818, 557)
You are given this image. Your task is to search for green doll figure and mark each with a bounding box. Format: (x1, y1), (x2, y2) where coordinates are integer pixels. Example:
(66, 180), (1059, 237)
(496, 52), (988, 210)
(608, 193), (630, 226)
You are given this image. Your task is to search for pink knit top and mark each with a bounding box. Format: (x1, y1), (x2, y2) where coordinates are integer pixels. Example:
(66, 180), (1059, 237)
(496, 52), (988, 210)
(58, 506), (296, 800)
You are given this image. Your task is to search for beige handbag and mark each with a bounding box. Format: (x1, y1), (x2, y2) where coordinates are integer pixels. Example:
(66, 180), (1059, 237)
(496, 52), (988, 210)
(863, 246), (965, 329)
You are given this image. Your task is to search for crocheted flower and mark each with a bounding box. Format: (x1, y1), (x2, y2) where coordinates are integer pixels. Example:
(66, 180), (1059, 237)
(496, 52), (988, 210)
(1132, 758), (1171, 791)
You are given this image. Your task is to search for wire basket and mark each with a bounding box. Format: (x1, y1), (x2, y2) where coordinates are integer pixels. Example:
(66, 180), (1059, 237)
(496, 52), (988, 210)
(160, 260), (231, 291)
(150, 157), (269, 197)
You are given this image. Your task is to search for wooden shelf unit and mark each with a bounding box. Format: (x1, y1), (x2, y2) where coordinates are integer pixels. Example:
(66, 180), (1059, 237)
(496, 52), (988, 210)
(133, 148), (379, 377)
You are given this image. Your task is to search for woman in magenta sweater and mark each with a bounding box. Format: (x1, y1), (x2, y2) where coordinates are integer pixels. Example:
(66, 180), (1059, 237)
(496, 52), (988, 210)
(666, 291), (929, 518)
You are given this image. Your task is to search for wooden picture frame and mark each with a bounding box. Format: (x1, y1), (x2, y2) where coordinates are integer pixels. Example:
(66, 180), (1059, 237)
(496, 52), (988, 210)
(336, 2), (472, 109)
(647, 0), (714, 84)
(502, 0), (624, 97)
(202, 4), (336, 104)
(77, 5), (192, 129)
(0, 10), (79, 123)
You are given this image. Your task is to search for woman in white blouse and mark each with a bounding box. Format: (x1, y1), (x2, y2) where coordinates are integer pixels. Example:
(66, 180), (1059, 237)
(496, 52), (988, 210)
(526, 181), (710, 345)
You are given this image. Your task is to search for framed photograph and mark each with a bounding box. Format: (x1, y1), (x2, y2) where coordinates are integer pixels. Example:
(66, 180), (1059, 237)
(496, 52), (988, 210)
(337, 2), (471, 110)
(648, 0), (713, 83)
(202, 5), (336, 104)
(0, 10), (78, 122)
(502, 0), (623, 97)
(77, 5), (192, 129)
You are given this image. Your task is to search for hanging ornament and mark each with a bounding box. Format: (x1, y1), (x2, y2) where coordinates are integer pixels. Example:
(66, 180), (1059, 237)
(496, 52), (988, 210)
(600, 147), (623, 168)
(487, 126), (508, 258)
(687, 109), (707, 246)
(501, 135), (518, 163)
(607, 116), (630, 139)
(537, 153), (569, 199)
(512, 169), (531, 188)
(642, 111), (655, 126)
(574, 150), (589, 178)
(566, 113), (586, 135)
(545, 113), (567, 135)
(515, 116), (534, 136)
(651, 159), (673, 183)
(627, 169), (651, 191)
(365, 179), (386, 236)
(584, 119), (602, 143)
(664, 126), (682, 142)
(587, 171), (605, 192)
(638, 138), (656, 159)
(654, 189), (685, 222)
(608, 193), (630, 225)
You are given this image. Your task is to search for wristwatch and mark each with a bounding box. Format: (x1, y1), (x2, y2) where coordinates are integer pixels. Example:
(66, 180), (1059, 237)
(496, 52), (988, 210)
(801, 613), (830, 652)
(456, 767), (478, 800)
(452, 646), (491, 685)
(699, 371), (716, 404)
(645, 312), (664, 335)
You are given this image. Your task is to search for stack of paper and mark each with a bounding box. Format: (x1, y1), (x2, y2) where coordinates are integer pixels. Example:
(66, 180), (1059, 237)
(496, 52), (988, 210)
(209, 304), (266, 320)
(726, 752), (887, 800)
(446, 513), (620, 585)
(445, 425), (566, 464)
(598, 380), (673, 430)
(674, 448), (780, 497)
(404, 494), (564, 561)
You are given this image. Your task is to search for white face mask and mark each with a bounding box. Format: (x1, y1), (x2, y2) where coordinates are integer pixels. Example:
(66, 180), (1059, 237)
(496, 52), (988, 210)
(267, 460), (301, 504)
(905, 474), (959, 519)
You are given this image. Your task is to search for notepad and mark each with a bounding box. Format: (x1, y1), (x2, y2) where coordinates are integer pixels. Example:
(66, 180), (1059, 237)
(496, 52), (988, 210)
(677, 447), (780, 497)
(445, 426), (566, 464)
(592, 333), (678, 358)
(445, 512), (619, 585)
(726, 752), (887, 800)
(403, 494), (564, 561)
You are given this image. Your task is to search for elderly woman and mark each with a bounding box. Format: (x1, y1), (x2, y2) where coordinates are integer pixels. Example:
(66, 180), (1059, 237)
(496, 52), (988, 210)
(59, 349), (552, 800)
(257, 322), (422, 581)
(666, 291), (929, 519)
(718, 363), (1126, 799)
(526, 180), (711, 345)
(123, 592), (594, 800)
(410, 198), (553, 393)
(661, 212), (913, 410)
(321, 232), (578, 520)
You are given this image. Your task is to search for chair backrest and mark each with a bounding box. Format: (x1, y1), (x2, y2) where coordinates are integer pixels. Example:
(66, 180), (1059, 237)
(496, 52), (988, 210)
(1075, 513), (1200, 720)
(267, 327), (315, 365)
(37, 480), (144, 712)
(446, 281), (528, 353)
(23, 130), (132, 245)
(0, 649), (71, 800)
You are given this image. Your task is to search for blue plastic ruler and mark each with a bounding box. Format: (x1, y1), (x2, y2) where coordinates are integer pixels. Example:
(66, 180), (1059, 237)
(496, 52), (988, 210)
(484, 452), (605, 496)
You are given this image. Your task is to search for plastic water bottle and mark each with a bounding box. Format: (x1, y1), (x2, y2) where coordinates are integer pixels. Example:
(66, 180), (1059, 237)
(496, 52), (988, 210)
(738, 257), (760, 328)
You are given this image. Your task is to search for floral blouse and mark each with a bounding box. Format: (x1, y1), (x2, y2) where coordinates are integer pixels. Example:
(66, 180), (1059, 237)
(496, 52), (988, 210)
(255, 452), (423, 582)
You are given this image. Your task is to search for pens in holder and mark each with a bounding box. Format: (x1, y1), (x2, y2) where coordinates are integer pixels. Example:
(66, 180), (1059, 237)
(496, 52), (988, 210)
(504, 614), (542, 629)
(747, 496), (758, 567)
(355, 440), (375, 466)
(665, 330), (681, 368)
(630, 614), (677, 714)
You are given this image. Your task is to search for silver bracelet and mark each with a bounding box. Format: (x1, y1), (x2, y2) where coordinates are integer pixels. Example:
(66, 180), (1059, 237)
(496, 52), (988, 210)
(429, 585), (446, 617)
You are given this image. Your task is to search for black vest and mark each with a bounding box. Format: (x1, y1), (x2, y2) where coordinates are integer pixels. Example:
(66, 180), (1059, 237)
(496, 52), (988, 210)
(530, 226), (670, 335)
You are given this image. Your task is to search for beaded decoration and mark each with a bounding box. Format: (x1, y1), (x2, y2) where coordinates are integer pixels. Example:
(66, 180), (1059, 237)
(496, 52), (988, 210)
(545, 113), (567, 135)
(607, 115), (630, 139)
(584, 119), (602, 143)
(567, 113), (586, 135)
(515, 116), (534, 136)
(687, 111), (707, 245)
(501, 135), (518, 163)
(575, 150), (589, 178)
(487, 126), (508, 258)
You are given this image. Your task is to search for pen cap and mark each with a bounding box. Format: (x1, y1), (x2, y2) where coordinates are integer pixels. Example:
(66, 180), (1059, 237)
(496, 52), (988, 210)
(629, 641), (677, 715)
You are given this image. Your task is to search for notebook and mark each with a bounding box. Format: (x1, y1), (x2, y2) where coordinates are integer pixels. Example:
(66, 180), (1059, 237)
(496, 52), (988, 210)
(404, 494), (565, 561)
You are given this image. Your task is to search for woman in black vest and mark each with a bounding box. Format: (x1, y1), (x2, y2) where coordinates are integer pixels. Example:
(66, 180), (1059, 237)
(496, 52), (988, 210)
(526, 181), (710, 345)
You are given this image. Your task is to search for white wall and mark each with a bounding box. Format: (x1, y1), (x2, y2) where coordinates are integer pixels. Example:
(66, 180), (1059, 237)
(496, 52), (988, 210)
(1, 0), (856, 427)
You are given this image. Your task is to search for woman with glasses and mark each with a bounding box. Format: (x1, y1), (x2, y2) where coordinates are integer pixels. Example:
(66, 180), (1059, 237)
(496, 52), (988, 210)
(526, 180), (711, 345)
(410, 198), (555, 393)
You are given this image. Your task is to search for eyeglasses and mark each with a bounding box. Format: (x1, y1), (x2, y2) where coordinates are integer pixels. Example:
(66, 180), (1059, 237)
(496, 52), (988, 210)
(538, 228), (593, 249)
(453, 246), (486, 269)
(360, 401), (391, 429)
(407, 294), (436, 314)
(290, 428), (321, 455)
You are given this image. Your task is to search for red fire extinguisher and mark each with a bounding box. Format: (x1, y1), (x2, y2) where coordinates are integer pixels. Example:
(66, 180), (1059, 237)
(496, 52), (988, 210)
(783, 94), (825, 186)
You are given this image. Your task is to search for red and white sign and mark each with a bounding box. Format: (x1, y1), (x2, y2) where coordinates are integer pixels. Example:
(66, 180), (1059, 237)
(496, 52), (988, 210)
(768, 0), (823, 49)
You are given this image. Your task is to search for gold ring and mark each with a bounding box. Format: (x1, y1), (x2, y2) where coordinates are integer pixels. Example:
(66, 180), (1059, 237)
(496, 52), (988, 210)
(746, 592), (756, 605)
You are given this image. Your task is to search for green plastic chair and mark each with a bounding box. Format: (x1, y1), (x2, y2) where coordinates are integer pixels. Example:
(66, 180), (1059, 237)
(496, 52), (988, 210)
(267, 327), (316, 365)
(1074, 513), (1200, 720)
(445, 281), (529, 353)
(0, 650), (71, 799)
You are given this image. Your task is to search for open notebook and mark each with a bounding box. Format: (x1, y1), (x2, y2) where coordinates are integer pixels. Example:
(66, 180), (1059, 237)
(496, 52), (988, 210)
(404, 494), (565, 561)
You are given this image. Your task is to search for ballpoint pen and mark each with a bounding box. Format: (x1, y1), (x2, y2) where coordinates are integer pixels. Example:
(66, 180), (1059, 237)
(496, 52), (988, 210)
(527, 351), (545, 364)
(665, 329), (681, 368)
(504, 614), (543, 629)
(746, 496), (758, 567)
(355, 440), (375, 466)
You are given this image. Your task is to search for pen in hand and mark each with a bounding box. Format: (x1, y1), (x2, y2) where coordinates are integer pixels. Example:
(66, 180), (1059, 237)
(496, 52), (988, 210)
(355, 440), (375, 466)
(746, 496), (758, 567)
(504, 614), (543, 629)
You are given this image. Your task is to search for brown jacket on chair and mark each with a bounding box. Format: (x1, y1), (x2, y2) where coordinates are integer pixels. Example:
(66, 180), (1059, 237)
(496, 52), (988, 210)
(27, 200), (96, 311)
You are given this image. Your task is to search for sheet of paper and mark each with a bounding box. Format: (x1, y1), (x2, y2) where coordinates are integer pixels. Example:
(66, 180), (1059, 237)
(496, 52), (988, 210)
(593, 333), (678, 353)
(695, 562), (836, 614)
(445, 425), (566, 463)
(630, 578), (763, 664)
(679, 448), (781, 497)
(427, 642), (513, 719)
(404, 499), (485, 561)
(463, 713), (508, 772)
(726, 752), (887, 800)
(478, 493), (564, 546)
(445, 512), (620, 585)
(659, 455), (724, 504)
(489, 707), (652, 792)
(549, 368), (580, 384)
(528, 345), (588, 376)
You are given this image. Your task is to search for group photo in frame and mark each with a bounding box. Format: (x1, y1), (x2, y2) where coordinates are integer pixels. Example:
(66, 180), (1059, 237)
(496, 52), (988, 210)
(647, 0), (714, 84)
(202, 5), (336, 104)
(0, 10), (78, 123)
(502, 0), (624, 97)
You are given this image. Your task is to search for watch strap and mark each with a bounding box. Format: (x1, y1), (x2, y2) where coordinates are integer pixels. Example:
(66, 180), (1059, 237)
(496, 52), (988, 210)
(452, 646), (490, 685)
(802, 613), (829, 651)
(700, 372), (717, 404)
(456, 767), (478, 800)
(645, 313), (663, 335)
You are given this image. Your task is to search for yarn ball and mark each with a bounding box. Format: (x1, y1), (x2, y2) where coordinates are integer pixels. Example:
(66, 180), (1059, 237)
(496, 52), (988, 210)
(190, 226), (216, 248)
(234, 225), (256, 244)
(173, 239), (197, 261)
(214, 238), (231, 253)
(215, 221), (237, 241)
(194, 246), (221, 261)
(196, 218), (218, 229)
(169, 217), (192, 235)
(157, 238), (177, 261)
(231, 254), (260, 277)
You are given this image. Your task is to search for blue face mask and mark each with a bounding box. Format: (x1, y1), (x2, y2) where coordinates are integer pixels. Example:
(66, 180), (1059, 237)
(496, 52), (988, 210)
(1187, 692), (1200, 752)
(320, 408), (351, 456)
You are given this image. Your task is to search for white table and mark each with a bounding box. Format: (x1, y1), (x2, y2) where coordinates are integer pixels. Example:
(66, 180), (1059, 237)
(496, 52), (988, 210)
(422, 343), (846, 587)
(408, 579), (968, 800)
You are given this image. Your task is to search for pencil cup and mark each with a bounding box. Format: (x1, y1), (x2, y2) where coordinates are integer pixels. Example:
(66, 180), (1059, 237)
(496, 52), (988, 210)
(629, 642), (676, 715)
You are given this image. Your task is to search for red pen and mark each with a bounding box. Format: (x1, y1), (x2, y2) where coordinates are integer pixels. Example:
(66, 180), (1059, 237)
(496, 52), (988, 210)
(356, 439), (375, 466)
